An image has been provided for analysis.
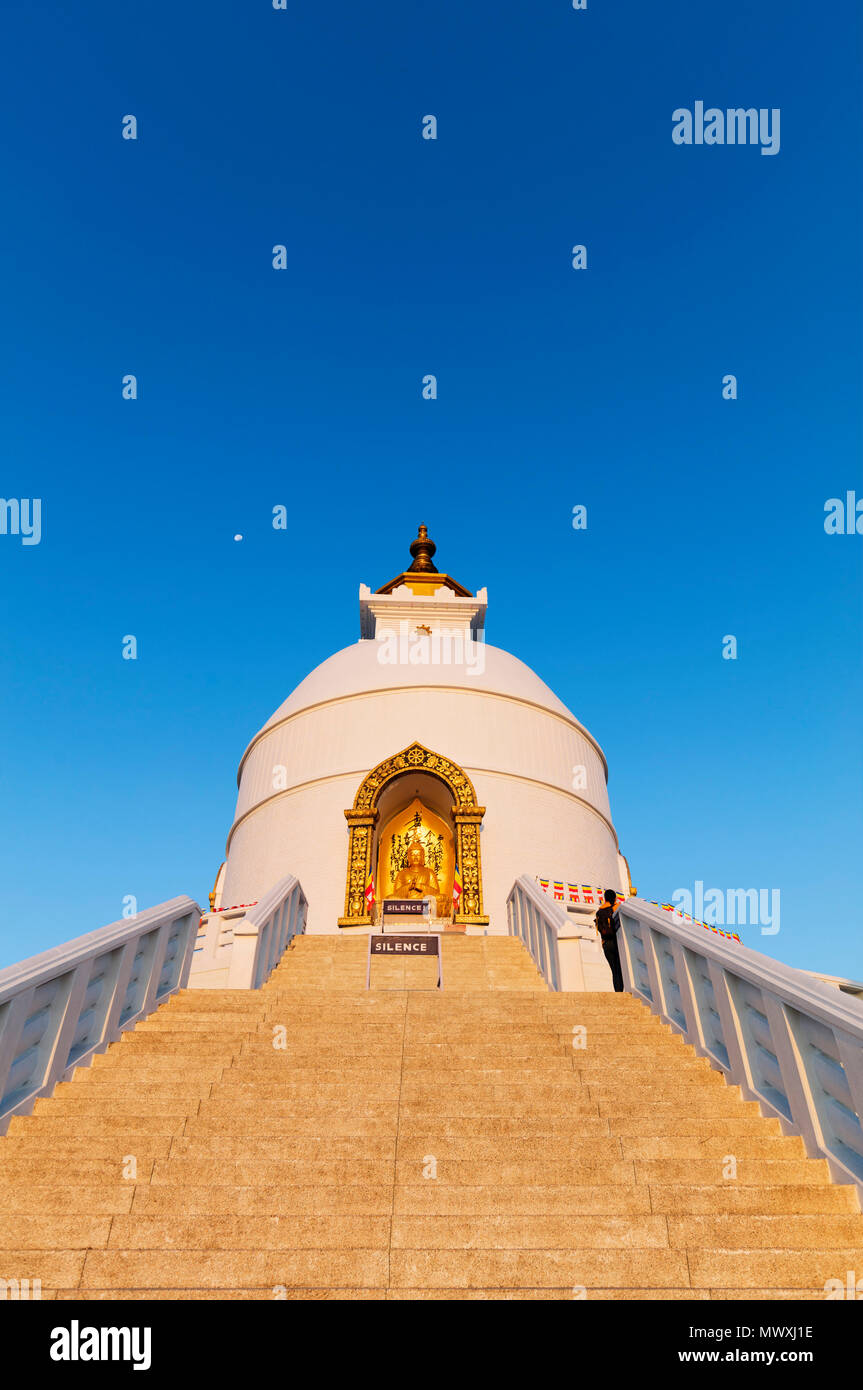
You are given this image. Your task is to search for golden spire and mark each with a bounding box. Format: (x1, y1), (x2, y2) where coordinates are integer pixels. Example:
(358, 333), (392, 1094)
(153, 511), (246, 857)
(374, 523), (472, 597)
(407, 523), (438, 574)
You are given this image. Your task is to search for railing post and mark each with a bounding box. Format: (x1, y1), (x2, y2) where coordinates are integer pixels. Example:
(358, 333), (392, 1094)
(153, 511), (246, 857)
(140, 922), (172, 1018)
(705, 959), (752, 1092)
(668, 940), (705, 1051)
(102, 938), (140, 1042)
(836, 1031), (863, 1141)
(178, 910), (198, 990)
(45, 961), (92, 1096)
(547, 923), (560, 991)
(632, 921), (665, 1014)
(0, 988), (35, 1112)
(275, 901), (288, 960)
(760, 995), (824, 1156)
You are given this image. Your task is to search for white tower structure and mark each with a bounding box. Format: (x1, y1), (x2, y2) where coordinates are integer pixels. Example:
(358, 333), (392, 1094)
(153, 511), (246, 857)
(217, 526), (631, 935)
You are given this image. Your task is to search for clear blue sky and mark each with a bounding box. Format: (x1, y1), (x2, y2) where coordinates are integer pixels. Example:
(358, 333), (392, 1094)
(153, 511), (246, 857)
(1, 0), (860, 978)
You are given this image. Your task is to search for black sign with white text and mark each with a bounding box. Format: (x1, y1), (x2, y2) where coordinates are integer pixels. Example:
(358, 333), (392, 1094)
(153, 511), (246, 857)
(371, 934), (440, 955)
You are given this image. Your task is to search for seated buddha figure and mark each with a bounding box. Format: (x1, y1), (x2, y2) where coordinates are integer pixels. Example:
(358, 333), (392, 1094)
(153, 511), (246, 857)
(392, 842), (440, 899)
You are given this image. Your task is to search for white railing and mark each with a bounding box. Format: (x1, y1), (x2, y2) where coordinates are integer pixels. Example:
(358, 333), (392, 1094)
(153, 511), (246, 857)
(222, 874), (307, 989)
(0, 896), (199, 1133)
(506, 877), (563, 991)
(618, 898), (863, 1199)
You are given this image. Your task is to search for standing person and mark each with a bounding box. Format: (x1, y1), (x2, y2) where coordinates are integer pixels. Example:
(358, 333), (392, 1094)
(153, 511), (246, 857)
(595, 888), (624, 992)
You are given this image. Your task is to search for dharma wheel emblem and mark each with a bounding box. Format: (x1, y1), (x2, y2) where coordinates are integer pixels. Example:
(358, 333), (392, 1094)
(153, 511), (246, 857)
(406, 748), (425, 766)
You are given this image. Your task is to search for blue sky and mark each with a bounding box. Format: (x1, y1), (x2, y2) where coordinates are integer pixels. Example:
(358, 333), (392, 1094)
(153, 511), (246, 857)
(1, 0), (860, 978)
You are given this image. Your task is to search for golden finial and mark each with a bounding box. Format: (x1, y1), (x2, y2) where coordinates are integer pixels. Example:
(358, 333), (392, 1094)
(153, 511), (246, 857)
(408, 523), (438, 574)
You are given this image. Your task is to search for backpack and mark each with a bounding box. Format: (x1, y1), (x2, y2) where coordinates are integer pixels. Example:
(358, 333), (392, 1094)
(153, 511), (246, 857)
(595, 906), (619, 941)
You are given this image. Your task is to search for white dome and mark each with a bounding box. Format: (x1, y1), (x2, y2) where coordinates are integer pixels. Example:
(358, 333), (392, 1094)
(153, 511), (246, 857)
(220, 628), (625, 934)
(249, 639), (602, 769)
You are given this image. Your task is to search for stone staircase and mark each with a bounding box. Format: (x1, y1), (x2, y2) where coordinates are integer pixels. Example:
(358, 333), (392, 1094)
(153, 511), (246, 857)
(1, 934), (861, 1299)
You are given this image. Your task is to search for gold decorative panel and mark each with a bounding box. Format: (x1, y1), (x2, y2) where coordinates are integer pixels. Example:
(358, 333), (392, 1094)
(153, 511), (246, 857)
(338, 742), (488, 929)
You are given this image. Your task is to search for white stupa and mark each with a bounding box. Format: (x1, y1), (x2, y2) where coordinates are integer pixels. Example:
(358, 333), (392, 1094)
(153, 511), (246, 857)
(215, 526), (631, 936)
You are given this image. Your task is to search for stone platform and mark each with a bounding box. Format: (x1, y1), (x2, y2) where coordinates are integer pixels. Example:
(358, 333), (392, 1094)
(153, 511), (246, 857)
(2, 934), (861, 1300)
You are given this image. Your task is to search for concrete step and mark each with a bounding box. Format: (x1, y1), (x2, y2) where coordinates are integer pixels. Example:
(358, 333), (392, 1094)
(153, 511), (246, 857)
(107, 1214), (391, 1249)
(390, 1185), (652, 1215)
(573, 1061), (724, 1081)
(390, 1159), (634, 1184)
(397, 1080), (587, 1100)
(167, 1135), (396, 1161)
(34, 1099), (201, 1120)
(90, 1053), (225, 1072)
(604, 1114), (781, 1137)
(54, 1080), (215, 1100)
(650, 1186), (861, 1215)
(389, 1181), (858, 1215)
(180, 1114), (399, 1136)
(0, 1135), (173, 1159)
(0, 1186), (134, 1215)
(213, 1082), (403, 1101)
(619, 1134), (807, 1159)
(388, 1214), (670, 1248)
(396, 1113), (612, 1135)
(216, 1067), (403, 1085)
(395, 1100), (601, 1119)
(0, 1159), (153, 1184)
(77, 1249), (388, 1290)
(687, 1249), (863, 1291)
(594, 1095), (755, 1116)
(634, 1158), (833, 1186)
(197, 1099), (400, 1119)
(132, 1183), (394, 1214)
(399, 1066), (582, 1082)
(7, 1115), (192, 1138)
(0, 1214), (115, 1247)
(386, 1249), (689, 1289)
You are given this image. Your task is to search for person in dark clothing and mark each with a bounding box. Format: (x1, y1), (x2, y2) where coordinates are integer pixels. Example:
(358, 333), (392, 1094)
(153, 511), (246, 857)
(595, 888), (624, 992)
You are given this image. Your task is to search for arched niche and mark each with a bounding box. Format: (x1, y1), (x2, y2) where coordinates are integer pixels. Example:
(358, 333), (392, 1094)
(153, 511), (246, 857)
(338, 742), (488, 929)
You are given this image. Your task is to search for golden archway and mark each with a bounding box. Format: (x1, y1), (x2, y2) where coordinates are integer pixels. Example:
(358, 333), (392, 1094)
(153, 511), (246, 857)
(338, 742), (488, 929)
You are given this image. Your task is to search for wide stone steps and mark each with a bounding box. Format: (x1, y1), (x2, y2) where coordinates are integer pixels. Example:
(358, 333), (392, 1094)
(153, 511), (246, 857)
(1, 932), (861, 1299)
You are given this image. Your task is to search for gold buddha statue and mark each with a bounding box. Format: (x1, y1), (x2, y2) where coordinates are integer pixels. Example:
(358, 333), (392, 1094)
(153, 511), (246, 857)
(392, 841), (440, 899)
